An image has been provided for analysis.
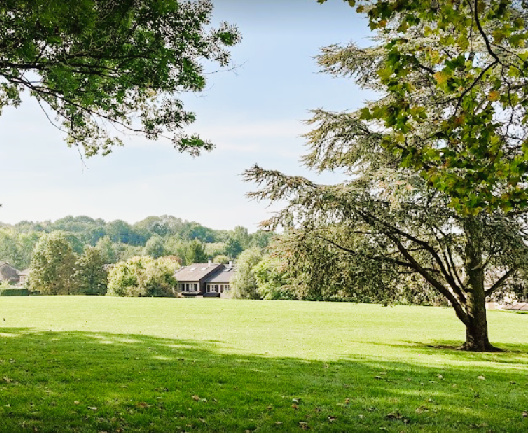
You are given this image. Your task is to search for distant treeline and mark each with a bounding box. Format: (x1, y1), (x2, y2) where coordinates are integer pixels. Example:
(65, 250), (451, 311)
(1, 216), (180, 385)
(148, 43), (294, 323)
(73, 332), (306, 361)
(0, 215), (274, 270)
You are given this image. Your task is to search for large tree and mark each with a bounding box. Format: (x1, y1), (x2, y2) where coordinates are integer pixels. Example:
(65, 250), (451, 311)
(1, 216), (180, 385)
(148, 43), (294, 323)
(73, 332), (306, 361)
(231, 247), (263, 300)
(0, 0), (240, 156)
(318, 0), (528, 215)
(72, 246), (108, 295)
(106, 256), (178, 297)
(245, 0), (528, 351)
(247, 117), (528, 351)
(27, 231), (77, 295)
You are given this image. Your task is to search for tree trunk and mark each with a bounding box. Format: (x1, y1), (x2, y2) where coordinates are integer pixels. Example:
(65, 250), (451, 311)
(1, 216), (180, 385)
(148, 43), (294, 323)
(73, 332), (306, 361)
(461, 217), (497, 352)
(462, 290), (496, 351)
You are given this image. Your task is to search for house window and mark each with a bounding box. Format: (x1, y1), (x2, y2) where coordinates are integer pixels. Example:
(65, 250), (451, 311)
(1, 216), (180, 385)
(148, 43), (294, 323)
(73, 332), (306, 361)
(220, 284), (224, 293)
(194, 284), (198, 291)
(225, 285), (230, 291)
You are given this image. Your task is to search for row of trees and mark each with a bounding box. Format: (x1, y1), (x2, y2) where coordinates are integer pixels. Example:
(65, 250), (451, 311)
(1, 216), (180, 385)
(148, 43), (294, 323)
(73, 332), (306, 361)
(230, 244), (450, 305)
(26, 231), (180, 297)
(27, 232), (107, 296)
(0, 216), (274, 270)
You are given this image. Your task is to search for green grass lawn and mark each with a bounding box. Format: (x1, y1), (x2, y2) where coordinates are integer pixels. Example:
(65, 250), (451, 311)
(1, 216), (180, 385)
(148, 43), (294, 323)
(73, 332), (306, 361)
(0, 298), (527, 432)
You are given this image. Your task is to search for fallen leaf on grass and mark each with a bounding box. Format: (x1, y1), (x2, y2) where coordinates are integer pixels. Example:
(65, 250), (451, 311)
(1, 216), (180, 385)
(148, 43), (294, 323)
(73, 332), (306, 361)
(415, 405), (429, 414)
(199, 418), (206, 423)
(478, 375), (486, 380)
(136, 402), (150, 409)
(299, 421), (309, 430)
(291, 404), (299, 410)
(275, 422), (283, 425)
(385, 411), (410, 424)
(87, 407), (97, 411)
(192, 395), (200, 401)
(437, 374), (444, 380)
(2, 377), (12, 383)
(522, 411), (527, 418)
(358, 414), (364, 419)
(267, 405), (273, 410)
(74, 401), (80, 405)
(328, 416), (337, 423)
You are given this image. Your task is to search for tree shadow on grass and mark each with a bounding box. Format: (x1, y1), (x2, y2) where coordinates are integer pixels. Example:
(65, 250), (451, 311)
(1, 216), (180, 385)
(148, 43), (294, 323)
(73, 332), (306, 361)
(364, 338), (528, 359)
(0, 328), (527, 433)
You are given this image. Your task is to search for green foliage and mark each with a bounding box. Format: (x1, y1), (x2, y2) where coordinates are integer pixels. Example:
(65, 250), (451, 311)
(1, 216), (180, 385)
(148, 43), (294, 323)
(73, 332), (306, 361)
(223, 237), (243, 259)
(245, 25), (528, 348)
(184, 240), (208, 265)
(106, 256), (178, 297)
(253, 255), (295, 300)
(27, 231), (77, 295)
(144, 235), (165, 258)
(204, 242), (227, 259)
(72, 246), (108, 295)
(0, 229), (40, 270)
(0, 285), (29, 296)
(231, 248), (263, 299)
(0, 0), (241, 156)
(0, 216), (275, 274)
(213, 254), (230, 264)
(317, 0), (528, 214)
(94, 235), (118, 264)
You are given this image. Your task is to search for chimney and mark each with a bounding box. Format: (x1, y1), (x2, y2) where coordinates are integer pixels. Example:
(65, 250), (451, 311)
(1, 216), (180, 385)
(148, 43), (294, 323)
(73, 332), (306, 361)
(229, 261), (233, 268)
(208, 259), (212, 266)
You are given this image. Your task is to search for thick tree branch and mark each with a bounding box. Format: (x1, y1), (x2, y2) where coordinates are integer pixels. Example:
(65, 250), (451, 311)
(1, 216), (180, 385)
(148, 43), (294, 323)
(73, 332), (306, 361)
(390, 235), (469, 326)
(485, 268), (517, 297)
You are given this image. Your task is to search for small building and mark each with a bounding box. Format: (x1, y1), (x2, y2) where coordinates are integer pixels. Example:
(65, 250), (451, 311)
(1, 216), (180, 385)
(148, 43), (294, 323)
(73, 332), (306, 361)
(204, 265), (235, 298)
(17, 269), (30, 286)
(0, 262), (20, 285)
(175, 262), (235, 298)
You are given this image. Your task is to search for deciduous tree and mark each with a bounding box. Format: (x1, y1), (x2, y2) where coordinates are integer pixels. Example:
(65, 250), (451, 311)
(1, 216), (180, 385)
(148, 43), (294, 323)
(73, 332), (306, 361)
(27, 231), (77, 295)
(0, 0), (240, 156)
(72, 246), (108, 295)
(231, 247), (263, 300)
(246, 79), (528, 352)
(106, 256), (178, 297)
(318, 0), (528, 215)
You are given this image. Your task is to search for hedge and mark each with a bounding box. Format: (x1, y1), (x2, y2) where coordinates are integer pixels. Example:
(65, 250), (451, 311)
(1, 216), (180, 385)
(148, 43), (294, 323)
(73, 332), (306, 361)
(0, 288), (29, 296)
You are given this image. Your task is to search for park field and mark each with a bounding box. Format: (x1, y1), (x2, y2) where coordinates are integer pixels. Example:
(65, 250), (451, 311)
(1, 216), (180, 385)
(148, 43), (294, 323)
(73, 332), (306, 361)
(0, 298), (527, 432)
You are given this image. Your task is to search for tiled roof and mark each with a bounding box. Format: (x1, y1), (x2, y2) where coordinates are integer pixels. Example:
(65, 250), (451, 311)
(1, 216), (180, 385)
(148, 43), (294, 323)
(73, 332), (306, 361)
(175, 263), (223, 282)
(205, 266), (236, 284)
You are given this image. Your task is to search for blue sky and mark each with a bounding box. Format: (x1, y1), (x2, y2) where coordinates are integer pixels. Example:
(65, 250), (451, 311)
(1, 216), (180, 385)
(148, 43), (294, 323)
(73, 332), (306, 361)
(1, 0), (372, 232)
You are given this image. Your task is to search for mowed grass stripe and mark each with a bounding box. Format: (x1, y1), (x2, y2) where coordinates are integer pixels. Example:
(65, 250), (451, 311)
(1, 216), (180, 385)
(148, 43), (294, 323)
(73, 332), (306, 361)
(0, 298), (527, 432)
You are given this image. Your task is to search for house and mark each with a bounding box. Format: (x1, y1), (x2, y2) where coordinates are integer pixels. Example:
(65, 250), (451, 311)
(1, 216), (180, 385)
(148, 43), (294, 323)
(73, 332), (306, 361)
(18, 269), (30, 286)
(0, 262), (20, 285)
(175, 261), (235, 298)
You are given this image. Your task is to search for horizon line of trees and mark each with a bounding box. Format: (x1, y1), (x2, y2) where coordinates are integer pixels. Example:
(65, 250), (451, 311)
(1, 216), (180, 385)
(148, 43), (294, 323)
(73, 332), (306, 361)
(0, 215), (274, 271)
